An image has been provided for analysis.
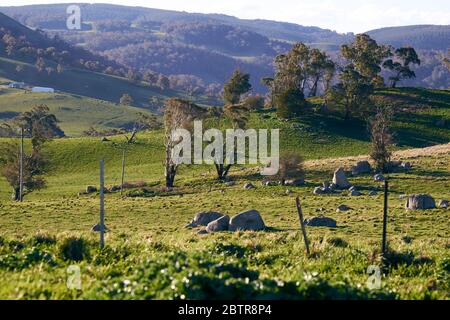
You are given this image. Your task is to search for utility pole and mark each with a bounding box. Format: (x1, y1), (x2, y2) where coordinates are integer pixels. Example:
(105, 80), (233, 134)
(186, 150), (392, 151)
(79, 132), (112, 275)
(19, 126), (24, 202)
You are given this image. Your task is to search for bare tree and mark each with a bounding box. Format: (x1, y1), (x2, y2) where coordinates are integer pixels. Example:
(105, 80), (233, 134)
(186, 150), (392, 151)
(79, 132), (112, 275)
(214, 103), (250, 180)
(369, 106), (394, 173)
(164, 98), (205, 188)
(277, 151), (305, 185)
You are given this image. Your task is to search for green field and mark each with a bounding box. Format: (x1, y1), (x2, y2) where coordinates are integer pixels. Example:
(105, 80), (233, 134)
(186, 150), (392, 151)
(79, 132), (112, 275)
(0, 88), (449, 300)
(0, 87), (158, 136)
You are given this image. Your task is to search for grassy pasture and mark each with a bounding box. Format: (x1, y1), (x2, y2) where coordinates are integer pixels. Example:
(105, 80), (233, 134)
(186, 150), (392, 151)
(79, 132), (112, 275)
(0, 87), (448, 299)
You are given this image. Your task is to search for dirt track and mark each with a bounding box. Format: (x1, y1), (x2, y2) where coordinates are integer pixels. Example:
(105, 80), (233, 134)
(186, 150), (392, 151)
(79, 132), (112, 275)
(305, 143), (450, 169)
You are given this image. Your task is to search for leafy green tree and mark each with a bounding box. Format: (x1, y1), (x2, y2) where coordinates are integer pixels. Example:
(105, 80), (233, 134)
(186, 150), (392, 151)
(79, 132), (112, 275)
(14, 105), (65, 150)
(274, 89), (306, 119)
(223, 69), (252, 105)
(307, 49), (335, 97)
(0, 143), (46, 201)
(243, 95), (265, 110)
(341, 34), (391, 84)
(383, 47), (421, 87)
(120, 93), (134, 106)
(328, 65), (373, 120)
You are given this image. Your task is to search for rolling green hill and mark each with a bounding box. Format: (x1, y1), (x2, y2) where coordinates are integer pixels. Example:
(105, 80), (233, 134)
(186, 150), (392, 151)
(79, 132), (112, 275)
(0, 87), (448, 199)
(0, 55), (215, 110)
(0, 85), (156, 136)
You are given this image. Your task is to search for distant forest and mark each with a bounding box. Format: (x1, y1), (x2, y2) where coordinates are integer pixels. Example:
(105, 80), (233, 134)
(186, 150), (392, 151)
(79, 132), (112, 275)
(1, 3), (449, 93)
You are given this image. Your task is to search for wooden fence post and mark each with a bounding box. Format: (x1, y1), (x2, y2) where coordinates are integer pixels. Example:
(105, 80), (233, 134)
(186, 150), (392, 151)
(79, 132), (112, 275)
(295, 196), (310, 256)
(100, 160), (105, 249)
(381, 180), (389, 255)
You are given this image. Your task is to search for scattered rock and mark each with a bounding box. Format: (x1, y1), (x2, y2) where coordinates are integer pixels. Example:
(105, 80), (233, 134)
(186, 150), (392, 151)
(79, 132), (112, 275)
(284, 179), (305, 186)
(206, 215), (230, 233)
(110, 185), (121, 192)
(225, 181), (235, 187)
(261, 180), (278, 187)
(91, 223), (109, 232)
(86, 186), (97, 193)
(405, 194), (436, 210)
(350, 190), (362, 196)
(229, 210), (266, 231)
(304, 215), (337, 228)
(197, 229), (208, 235)
(186, 211), (225, 228)
(369, 191), (378, 196)
(285, 189), (293, 195)
(351, 161), (372, 175)
(336, 205), (351, 212)
(316, 207), (326, 212)
(244, 183), (255, 190)
(400, 162), (412, 170)
(333, 168), (351, 189)
(329, 183), (338, 190)
(313, 187), (324, 195)
(374, 174), (385, 182)
(399, 194), (407, 200)
(438, 200), (449, 208)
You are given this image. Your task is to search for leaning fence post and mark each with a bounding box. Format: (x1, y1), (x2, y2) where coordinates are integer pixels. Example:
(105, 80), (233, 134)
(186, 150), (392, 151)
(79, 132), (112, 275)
(295, 196), (310, 256)
(381, 179), (389, 256)
(99, 160), (105, 249)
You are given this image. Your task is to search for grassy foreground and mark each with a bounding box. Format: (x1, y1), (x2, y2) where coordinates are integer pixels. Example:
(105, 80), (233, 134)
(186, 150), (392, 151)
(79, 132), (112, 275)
(0, 144), (448, 299)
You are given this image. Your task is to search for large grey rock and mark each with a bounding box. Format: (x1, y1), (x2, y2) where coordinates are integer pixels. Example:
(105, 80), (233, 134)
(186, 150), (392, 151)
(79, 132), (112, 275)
(374, 174), (385, 182)
(369, 191), (378, 196)
(438, 200), (449, 208)
(229, 210), (266, 231)
(206, 215), (230, 233)
(284, 179), (305, 187)
(336, 205), (351, 212)
(304, 215), (337, 228)
(333, 168), (351, 189)
(352, 161), (372, 175)
(186, 211), (225, 228)
(405, 194), (436, 210)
